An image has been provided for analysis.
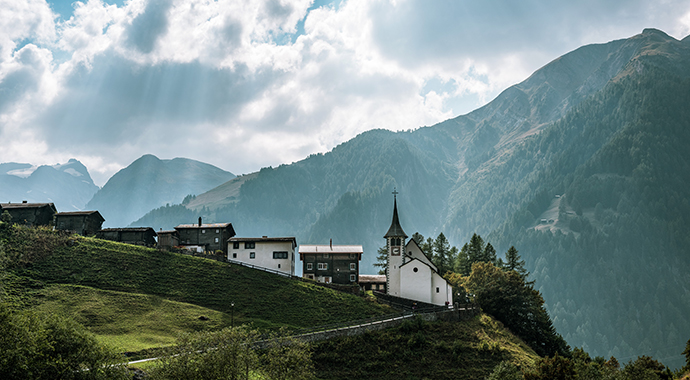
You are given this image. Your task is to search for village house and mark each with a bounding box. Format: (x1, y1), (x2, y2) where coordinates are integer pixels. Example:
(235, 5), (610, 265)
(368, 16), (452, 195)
(385, 191), (453, 306)
(0, 202), (57, 226)
(96, 227), (157, 247)
(299, 241), (362, 284)
(358, 274), (387, 293)
(175, 218), (235, 254)
(54, 211), (105, 236)
(228, 236), (297, 276)
(156, 229), (179, 250)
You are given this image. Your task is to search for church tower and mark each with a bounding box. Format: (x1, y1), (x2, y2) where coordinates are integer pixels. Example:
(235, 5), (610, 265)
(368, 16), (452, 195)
(384, 188), (407, 296)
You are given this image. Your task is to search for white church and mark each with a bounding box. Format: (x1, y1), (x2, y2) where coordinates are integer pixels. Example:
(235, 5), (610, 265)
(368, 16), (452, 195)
(384, 191), (453, 306)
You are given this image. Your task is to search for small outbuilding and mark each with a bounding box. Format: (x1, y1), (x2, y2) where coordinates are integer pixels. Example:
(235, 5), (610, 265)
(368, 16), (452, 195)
(0, 202), (57, 226)
(157, 229), (180, 250)
(358, 274), (387, 293)
(54, 211), (105, 236)
(96, 227), (157, 247)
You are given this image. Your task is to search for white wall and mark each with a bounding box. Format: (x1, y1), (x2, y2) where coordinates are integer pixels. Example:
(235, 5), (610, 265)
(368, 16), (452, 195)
(228, 240), (295, 275)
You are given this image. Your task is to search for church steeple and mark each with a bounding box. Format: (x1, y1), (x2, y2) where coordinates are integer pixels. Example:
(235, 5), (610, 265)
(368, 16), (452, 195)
(384, 189), (407, 239)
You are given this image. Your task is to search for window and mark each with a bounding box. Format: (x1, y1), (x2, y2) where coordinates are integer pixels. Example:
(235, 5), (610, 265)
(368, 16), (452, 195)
(306, 274), (314, 280)
(350, 263), (356, 271)
(306, 263), (313, 270)
(215, 229), (219, 233)
(436, 287), (440, 293)
(350, 274), (356, 282)
(233, 242), (240, 249)
(245, 242), (255, 249)
(317, 263), (328, 270)
(413, 267), (418, 273)
(214, 237), (219, 243)
(250, 252), (255, 259)
(232, 253), (237, 258)
(202, 229), (206, 234)
(324, 253), (329, 258)
(278, 264), (281, 269)
(273, 251), (288, 259)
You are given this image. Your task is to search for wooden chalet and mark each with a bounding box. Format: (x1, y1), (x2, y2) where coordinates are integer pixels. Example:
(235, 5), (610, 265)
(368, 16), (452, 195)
(156, 229), (180, 250)
(174, 218), (235, 254)
(96, 227), (157, 247)
(299, 241), (362, 285)
(54, 211), (105, 236)
(0, 202), (57, 226)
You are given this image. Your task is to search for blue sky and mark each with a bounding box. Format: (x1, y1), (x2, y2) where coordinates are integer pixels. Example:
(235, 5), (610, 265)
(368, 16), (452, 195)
(1, 0), (689, 186)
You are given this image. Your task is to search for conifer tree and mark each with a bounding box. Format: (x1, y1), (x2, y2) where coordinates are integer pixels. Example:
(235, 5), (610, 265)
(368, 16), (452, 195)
(432, 232), (451, 275)
(483, 242), (497, 264)
(373, 245), (388, 275)
(503, 246), (529, 280)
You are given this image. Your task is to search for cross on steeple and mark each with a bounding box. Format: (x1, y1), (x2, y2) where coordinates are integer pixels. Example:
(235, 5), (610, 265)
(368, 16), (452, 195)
(392, 188), (399, 199)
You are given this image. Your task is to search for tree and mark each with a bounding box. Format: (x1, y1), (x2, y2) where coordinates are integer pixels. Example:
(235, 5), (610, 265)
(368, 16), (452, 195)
(373, 245), (388, 275)
(0, 308), (129, 380)
(503, 246), (529, 280)
(260, 332), (316, 380)
(524, 353), (576, 380)
(467, 233), (485, 265)
(683, 338), (690, 373)
(432, 232), (452, 275)
(482, 242), (497, 264)
(621, 356), (672, 380)
(149, 326), (316, 380)
(462, 262), (569, 357)
(0, 211), (11, 224)
(411, 232), (425, 245)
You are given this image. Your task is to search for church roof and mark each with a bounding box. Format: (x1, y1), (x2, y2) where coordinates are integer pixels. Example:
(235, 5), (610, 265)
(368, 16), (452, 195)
(384, 197), (407, 238)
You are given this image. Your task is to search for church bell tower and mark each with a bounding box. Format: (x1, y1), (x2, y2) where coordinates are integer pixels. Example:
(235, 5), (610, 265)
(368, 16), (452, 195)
(384, 188), (407, 296)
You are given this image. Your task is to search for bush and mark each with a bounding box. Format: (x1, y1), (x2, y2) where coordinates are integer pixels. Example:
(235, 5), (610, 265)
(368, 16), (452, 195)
(486, 360), (522, 380)
(0, 307), (128, 380)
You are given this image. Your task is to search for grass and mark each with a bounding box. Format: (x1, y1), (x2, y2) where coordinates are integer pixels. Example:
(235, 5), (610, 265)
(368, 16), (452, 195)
(311, 314), (540, 380)
(28, 284), (230, 351)
(4, 226), (391, 352)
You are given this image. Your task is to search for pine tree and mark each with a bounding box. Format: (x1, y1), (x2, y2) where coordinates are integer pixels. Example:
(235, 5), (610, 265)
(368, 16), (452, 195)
(373, 245), (388, 275)
(432, 232), (451, 275)
(483, 242), (497, 264)
(503, 246), (529, 280)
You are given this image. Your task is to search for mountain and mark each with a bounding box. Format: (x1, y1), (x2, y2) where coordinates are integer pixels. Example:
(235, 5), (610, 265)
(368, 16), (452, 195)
(85, 154), (235, 227)
(0, 158), (99, 211)
(133, 29), (690, 368)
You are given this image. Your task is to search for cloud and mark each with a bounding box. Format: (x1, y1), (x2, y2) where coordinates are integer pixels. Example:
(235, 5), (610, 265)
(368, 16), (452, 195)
(1, 0), (690, 187)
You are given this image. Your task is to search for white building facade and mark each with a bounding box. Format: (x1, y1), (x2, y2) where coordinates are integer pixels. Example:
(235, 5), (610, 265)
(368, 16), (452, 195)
(228, 236), (296, 276)
(385, 193), (453, 306)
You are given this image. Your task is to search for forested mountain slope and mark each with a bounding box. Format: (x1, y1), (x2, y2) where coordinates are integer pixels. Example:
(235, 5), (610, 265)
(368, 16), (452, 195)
(132, 29), (690, 368)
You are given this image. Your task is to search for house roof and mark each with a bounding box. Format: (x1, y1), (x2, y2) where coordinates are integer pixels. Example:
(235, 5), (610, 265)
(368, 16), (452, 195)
(1, 202), (56, 210)
(298, 244), (363, 254)
(157, 230), (179, 235)
(99, 227), (156, 233)
(358, 274), (386, 283)
(229, 236), (297, 245)
(175, 223), (233, 229)
(55, 211), (104, 221)
(384, 197), (407, 238)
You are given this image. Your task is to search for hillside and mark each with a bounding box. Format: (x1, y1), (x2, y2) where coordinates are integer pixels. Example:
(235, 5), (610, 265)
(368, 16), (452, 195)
(0, 159), (99, 211)
(129, 29), (690, 369)
(86, 154), (235, 227)
(1, 224), (545, 378)
(0, 224), (389, 352)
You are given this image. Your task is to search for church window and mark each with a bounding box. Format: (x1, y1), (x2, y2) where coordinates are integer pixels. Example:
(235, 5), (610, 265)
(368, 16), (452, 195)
(436, 287), (440, 293)
(413, 267), (418, 273)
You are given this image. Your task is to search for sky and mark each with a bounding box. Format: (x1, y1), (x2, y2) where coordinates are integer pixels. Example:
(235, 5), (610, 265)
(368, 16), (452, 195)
(1, 0), (690, 186)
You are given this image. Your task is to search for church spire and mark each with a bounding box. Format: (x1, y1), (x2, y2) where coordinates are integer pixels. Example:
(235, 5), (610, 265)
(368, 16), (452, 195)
(384, 188), (407, 238)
